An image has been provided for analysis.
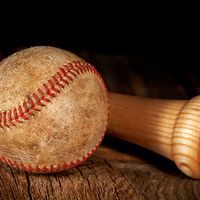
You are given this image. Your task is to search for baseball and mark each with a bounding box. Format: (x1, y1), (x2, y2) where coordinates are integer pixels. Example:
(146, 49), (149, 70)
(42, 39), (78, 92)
(0, 46), (109, 173)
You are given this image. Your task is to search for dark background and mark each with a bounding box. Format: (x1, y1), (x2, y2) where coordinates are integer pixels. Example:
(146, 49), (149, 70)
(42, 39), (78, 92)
(0, 15), (199, 100)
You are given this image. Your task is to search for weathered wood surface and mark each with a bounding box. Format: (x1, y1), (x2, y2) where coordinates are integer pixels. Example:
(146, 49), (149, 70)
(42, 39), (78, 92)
(1, 50), (200, 199)
(1, 141), (200, 200)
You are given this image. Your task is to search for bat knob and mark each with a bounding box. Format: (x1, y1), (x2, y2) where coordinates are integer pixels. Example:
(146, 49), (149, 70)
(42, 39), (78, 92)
(173, 95), (200, 178)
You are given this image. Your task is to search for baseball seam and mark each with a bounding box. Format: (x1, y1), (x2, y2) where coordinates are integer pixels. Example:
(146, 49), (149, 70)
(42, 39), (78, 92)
(0, 60), (108, 173)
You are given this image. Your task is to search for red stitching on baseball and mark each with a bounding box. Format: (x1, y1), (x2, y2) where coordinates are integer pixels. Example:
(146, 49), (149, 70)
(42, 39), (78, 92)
(8, 110), (16, 126)
(77, 61), (87, 73)
(28, 98), (40, 111)
(0, 60), (109, 173)
(36, 165), (41, 172)
(57, 164), (62, 172)
(3, 111), (10, 128)
(56, 71), (69, 85)
(43, 166), (48, 172)
(67, 63), (80, 75)
(2, 156), (8, 165)
(28, 164), (33, 172)
(13, 107), (22, 123)
(18, 106), (29, 120)
(13, 160), (19, 168)
(50, 165), (54, 172)
(0, 112), (2, 128)
(43, 83), (56, 97)
(23, 101), (34, 116)
(48, 79), (61, 93)
(62, 69), (74, 81)
(38, 89), (51, 102)
(7, 159), (13, 165)
(33, 93), (45, 107)
(53, 75), (64, 88)
(21, 163), (26, 171)
(63, 163), (68, 169)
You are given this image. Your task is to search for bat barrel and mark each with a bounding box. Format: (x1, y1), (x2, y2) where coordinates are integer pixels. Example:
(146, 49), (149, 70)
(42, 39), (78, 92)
(108, 92), (200, 178)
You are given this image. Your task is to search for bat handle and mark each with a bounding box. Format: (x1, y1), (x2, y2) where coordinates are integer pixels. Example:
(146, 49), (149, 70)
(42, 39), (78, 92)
(108, 92), (200, 178)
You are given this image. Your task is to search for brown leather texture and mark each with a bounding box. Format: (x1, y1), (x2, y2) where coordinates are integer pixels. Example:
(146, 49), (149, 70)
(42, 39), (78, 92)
(0, 46), (109, 173)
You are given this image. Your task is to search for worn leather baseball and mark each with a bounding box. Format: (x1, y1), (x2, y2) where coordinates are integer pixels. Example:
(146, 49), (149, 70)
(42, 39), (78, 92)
(0, 46), (108, 173)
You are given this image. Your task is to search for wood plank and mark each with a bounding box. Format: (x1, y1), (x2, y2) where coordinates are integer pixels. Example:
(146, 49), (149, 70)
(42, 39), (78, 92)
(1, 140), (200, 199)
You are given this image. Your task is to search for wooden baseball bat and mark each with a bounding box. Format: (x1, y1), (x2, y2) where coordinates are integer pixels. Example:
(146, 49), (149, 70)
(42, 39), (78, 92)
(108, 92), (200, 179)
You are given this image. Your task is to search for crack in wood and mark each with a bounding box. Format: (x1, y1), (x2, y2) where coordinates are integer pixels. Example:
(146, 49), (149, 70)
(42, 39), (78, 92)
(47, 175), (54, 196)
(120, 172), (142, 200)
(0, 173), (9, 200)
(25, 172), (32, 200)
(9, 184), (16, 200)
